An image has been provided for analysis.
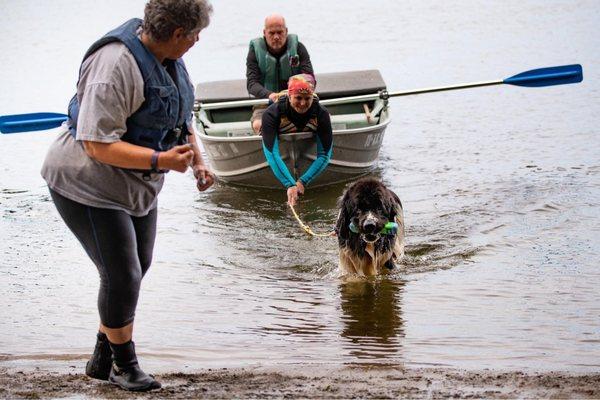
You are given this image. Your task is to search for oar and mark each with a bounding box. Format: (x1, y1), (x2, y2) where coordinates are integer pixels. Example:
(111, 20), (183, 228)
(0, 64), (583, 132)
(381, 63), (583, 98)
(0, 112), (67, 134)
(199, 64), (583, 110)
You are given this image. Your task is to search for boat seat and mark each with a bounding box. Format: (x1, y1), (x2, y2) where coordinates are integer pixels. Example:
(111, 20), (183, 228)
(204, 121), (254, 137)
(330, 113), (375, 130)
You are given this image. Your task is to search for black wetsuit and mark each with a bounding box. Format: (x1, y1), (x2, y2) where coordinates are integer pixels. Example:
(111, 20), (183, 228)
(261, 96), (333, 187)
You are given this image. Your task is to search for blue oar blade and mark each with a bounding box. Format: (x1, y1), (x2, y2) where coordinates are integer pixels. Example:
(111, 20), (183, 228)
(0, 112), (68, 134)
(503, 64), (583, 88)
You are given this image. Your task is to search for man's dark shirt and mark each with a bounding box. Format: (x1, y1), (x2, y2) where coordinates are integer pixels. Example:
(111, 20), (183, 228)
(246, 40), (313, 98)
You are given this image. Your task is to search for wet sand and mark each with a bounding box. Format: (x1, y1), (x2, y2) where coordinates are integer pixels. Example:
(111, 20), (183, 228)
(1, 365), (599, 399)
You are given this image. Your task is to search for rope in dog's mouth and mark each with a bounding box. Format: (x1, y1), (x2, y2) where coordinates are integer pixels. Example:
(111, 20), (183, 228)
(288, 203), (335, 237)
(288, 203), (400, 239)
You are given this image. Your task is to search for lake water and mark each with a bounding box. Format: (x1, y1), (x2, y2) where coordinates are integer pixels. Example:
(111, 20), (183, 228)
(1, 0), (599, 373)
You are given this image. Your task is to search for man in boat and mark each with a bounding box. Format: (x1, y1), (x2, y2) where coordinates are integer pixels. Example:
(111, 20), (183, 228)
(40, 0), (214, 392)
(261, 74), (333, 206)
(247, 13), (314, 133)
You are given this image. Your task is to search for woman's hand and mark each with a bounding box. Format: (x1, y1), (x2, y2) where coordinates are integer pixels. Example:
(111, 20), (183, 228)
(287, 186), (299, 206)
(287, 181), (305, 206)
(193, 164), (215, 191)
(158, 144), (195, 173)
(295, 180), (305, 195)
(268, 92), (279, 103)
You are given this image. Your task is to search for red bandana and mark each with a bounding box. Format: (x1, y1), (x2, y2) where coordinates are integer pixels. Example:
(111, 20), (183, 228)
(287, 74), (316, 95)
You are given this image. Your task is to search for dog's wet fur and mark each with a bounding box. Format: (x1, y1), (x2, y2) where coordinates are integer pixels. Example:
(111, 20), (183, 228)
(335, 178), (405, 276)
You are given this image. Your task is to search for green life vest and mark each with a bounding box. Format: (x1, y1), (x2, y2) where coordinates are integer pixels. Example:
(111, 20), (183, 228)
(249, 34), (300, 93)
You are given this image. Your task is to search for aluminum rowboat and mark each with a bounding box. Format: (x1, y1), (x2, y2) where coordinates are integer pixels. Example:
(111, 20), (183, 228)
(194, 70), (390, 188)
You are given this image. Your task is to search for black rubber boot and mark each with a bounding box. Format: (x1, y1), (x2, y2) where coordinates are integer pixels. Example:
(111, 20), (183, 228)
(108, 341), (161, 392)
(85, 332), (112, 380)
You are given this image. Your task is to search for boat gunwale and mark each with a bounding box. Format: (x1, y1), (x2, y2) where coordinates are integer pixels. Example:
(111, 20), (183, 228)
(194, 113), (391, 143)
(211, 156), (379, 178)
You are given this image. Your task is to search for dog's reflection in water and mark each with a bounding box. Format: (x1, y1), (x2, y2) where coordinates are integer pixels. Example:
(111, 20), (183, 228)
(336, 178), (405, 276)
(339, 278), (405, 359)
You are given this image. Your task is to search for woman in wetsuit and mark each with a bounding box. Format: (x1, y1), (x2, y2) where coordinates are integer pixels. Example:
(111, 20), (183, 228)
(261, 74), (333, 205)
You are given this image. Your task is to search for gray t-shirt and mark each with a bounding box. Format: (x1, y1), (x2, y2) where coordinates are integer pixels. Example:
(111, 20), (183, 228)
(41, 42), (166, 217)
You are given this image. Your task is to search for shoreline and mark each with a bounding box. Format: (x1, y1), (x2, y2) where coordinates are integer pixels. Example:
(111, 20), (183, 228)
(1, 364), (599, 399)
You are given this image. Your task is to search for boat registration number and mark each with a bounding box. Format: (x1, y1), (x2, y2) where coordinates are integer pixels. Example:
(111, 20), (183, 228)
(364, 132), (384, 148)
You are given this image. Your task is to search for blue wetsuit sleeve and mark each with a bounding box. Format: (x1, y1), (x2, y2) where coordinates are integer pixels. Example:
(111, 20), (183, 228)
(262, 136), (297, 188)
(261, 104), (297, 188)
(299, 108), (333, 185)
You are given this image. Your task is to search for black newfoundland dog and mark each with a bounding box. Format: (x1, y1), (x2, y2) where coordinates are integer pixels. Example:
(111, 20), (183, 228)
(335, 178), (405, 276)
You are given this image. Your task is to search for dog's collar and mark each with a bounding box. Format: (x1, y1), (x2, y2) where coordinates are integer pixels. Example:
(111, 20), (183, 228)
(349, 221), (398, 235)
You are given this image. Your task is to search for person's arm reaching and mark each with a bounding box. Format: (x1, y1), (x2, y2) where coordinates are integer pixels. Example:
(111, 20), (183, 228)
(261, 106), (297, 188)
(187, 123), (215, 191)
(298, 109), (332, 185)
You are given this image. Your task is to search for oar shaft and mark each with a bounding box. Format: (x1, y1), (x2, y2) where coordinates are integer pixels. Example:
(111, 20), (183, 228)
(387, 80), (503, 97)
(196, 64), (581, 110)
(314, 80), (504, 105)
(198, 93), (384, 110)
(198, 80), (505, 110)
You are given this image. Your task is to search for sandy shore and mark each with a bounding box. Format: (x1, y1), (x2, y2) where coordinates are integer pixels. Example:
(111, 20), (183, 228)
(1, 364), (599, 399)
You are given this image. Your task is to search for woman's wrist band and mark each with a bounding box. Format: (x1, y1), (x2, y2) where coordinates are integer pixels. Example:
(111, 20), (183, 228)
(150, 151), (161, 172)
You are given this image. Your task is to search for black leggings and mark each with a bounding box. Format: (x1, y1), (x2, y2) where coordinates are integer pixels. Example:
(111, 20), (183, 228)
(49, 188), (157, 328)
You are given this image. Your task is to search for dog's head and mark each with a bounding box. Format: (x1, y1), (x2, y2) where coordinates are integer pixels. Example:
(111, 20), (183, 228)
(336, 178), (403, 245)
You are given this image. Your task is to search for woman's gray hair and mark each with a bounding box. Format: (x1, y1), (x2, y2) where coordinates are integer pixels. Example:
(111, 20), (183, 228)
(143, 0), (213, 42)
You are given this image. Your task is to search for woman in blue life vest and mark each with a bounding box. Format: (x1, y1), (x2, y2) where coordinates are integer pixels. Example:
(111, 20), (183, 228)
(40, 0), (214, 392)
(261, 74), (333, 205)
